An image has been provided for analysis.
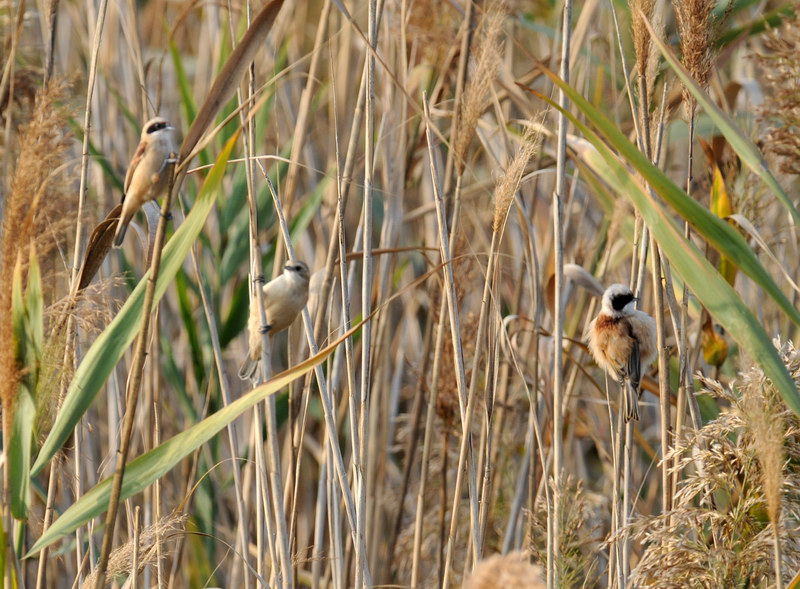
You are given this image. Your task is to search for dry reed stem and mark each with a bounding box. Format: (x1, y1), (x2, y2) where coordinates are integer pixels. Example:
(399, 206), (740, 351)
(552, 0), (574, 583)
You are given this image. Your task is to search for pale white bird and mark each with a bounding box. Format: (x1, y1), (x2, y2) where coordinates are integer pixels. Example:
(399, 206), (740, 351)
(114, 117), (179, 247)
(238, 261), (311, 381)
(587, 283), (657, 422)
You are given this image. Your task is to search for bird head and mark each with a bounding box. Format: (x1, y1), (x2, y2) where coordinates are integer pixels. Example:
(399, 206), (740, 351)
(284, 260), (310, 283)
(601, 283), (638, 316)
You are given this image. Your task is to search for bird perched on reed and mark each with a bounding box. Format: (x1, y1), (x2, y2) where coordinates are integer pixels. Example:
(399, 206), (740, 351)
(587, 283), (657, 422)
(114, 116), (179, 247)
(238, 260), (311, 381)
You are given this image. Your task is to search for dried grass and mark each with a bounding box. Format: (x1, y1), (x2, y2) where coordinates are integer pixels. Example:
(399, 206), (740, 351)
(0, 78), (74, 426)
(492, 121), (542, 233)
(453, 0), (506, 175)
(631, 340), (800, 587)
(671, 0), (717, 115)
(527, 478), (602, 588)
(79, 514), (186, 589)
(755, 12), (800, 175)
(463, 551), (545, 589)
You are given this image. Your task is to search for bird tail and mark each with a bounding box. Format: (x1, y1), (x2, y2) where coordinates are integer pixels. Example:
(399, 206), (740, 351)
(623, 380), (640, 422)
(113, 213), (132, 247)
(238, 356), (259, 381)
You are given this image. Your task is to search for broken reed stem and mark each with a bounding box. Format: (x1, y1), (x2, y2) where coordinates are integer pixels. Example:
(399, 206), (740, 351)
(92, 171), (177, 589)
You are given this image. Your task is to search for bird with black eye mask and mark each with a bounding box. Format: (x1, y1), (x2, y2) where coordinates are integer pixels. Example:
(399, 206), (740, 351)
(114, 116), (179, 247)
(587, 283), (657, 422)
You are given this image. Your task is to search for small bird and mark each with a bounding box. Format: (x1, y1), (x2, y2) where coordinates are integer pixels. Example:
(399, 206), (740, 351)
(238, 261), (311, 381)
(587, 283), (657, 422)
(113, 116), (179, 247)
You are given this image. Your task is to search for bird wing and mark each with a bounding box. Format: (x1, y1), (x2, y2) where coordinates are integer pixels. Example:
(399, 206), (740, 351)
(123, 141), (147, 197)
(627, 333), (642, 392)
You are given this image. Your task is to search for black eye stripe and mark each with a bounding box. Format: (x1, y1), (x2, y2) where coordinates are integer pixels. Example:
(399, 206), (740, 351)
(611, 293), (634, 311)
(146, 121), (167, 134)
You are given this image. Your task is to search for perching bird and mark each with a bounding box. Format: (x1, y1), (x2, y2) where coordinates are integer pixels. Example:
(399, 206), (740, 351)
(238, 261), (311, 381)
(587, 283), (657, 422)
(113, 116), (179, 247)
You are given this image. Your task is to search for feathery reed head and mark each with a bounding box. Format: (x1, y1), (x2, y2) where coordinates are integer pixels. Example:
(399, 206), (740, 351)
(0, 78), (75, 424)
(672, 0), (730, 116)
(631, 340), (800, 586)
(492, 119), (543, 233)
(463, 551), (545, 589)
(453, 0), (507, 175)
(755, 11), (800, 175)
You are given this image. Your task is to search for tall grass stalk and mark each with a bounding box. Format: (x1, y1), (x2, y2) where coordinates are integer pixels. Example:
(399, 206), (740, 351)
(422, 93), (478, 587)
(92, 164), (177, 589)
(354, 1), (378, 585)
(261, 172), (373, 586)
(551, 0), (573, 585)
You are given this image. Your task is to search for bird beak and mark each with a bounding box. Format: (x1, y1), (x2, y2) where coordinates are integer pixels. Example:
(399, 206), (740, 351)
(632, 297), (640, 302)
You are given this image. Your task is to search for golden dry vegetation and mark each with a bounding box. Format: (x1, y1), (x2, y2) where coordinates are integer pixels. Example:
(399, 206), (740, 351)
(1, 0), (800, 587)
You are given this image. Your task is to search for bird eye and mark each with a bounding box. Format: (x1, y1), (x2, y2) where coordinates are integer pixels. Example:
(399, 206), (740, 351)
(295, 265), (303, 271)
(147, 121), (167, 134)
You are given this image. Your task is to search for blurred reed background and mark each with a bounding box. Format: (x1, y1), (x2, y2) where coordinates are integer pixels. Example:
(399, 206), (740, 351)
(2, 0), (800, 587)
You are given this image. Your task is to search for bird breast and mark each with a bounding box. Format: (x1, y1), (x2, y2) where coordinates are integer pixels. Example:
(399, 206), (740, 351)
(131, 135), (176, 201)
(588, 314), (635, 380)
(263, 277), (307, 334)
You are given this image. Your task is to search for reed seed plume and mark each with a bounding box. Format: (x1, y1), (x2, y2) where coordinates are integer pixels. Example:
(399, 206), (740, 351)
(453, 0), (507, 175)
(463, 551), (545, 589)
(672, 0), (728, 116)
(631, 340), (800, 587)
(632, 0), (655, 84)
(742, 368), (785, 527)
(755, 12), (800, 175)
(645, 10), (664, 121)
(492, 120), (543, 233)
(0, 78), (73, 426)
(527, 477), (600, 587)
(406, 0), (460, 65)
(79, 514), (187, 589)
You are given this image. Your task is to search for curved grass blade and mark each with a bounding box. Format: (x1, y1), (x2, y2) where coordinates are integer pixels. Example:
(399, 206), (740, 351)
(31, 133), (239, 477)
(538, 91), (800, 415)
(25, 315), (364, 558)
(642, 16), (800, 230)
(526, 71), (800, 327)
